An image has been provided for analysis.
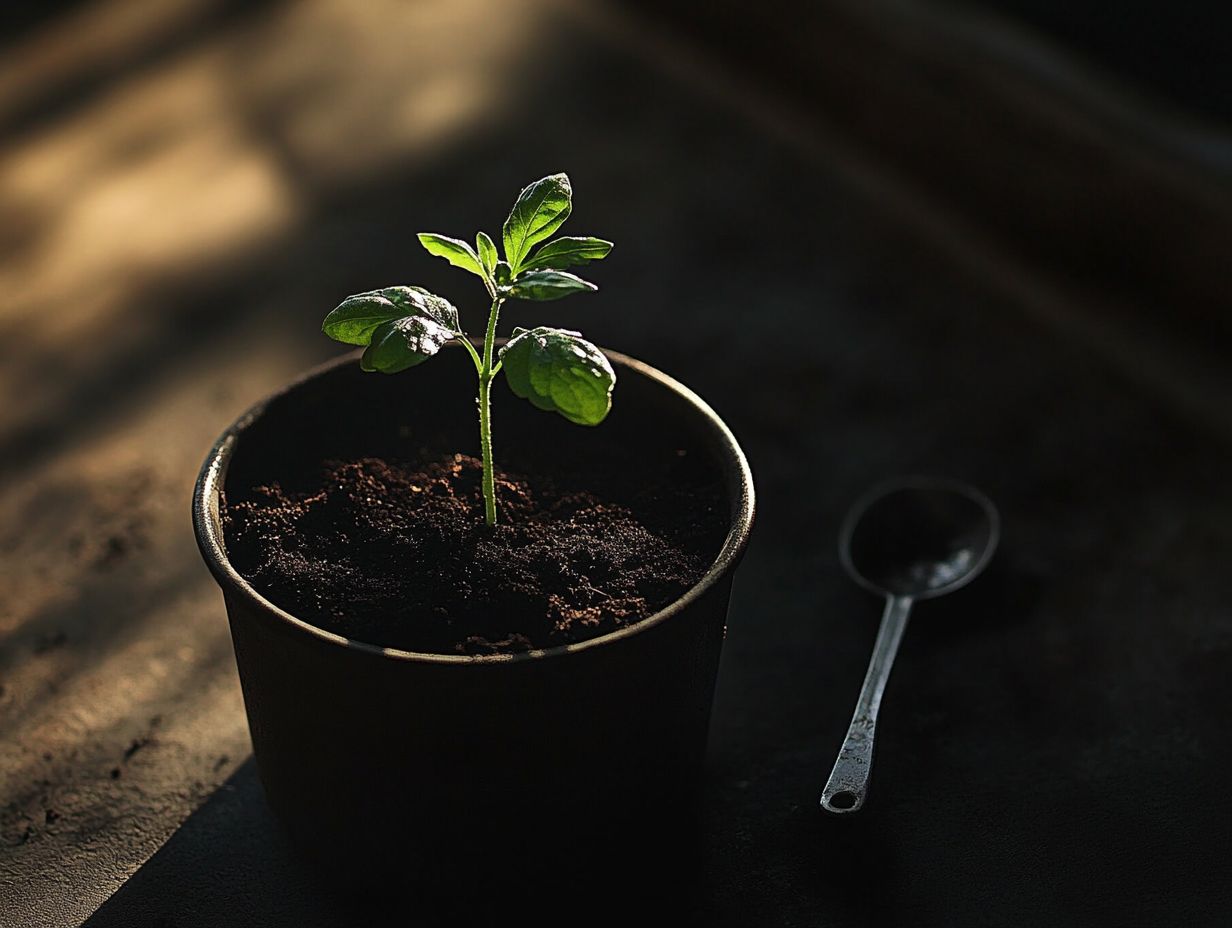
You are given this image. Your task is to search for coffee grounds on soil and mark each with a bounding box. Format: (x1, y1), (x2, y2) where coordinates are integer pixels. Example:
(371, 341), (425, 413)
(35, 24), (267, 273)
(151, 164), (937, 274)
(222, 454), (722, 655)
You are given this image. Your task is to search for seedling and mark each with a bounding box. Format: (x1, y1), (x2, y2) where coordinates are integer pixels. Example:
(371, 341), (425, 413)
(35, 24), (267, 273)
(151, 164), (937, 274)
(322, 173), (614, 526)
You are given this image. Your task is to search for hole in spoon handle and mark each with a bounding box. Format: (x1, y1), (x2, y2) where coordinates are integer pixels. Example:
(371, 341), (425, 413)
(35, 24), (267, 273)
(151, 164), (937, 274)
(823, 789), (860, 812)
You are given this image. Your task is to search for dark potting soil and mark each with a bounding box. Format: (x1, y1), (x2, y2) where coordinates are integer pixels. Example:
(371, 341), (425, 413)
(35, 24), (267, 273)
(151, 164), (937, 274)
(221, 454), (725, 655)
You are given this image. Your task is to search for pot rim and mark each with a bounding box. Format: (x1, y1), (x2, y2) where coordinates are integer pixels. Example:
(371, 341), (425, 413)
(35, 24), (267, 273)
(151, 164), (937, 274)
(193, 347), (755, 666)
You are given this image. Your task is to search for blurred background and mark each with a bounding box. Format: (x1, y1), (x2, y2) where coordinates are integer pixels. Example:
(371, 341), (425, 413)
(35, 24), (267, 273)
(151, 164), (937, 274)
(2, 1), (1229, 925)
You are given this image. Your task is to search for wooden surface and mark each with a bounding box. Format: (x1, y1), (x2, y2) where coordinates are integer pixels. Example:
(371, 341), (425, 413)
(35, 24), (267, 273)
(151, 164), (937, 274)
(2, 1), (1230, 925)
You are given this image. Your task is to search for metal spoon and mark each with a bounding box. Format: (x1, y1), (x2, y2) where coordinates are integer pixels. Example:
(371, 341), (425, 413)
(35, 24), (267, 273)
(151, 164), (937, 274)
(820, 477), (1000, 814)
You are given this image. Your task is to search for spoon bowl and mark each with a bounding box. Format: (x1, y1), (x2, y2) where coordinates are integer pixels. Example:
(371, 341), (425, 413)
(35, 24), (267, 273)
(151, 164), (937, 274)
(840, 477), (1000, 600)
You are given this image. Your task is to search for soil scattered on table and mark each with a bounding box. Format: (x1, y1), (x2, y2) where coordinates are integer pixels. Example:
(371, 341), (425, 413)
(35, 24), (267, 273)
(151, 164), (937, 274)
(222, 454), (723, 654)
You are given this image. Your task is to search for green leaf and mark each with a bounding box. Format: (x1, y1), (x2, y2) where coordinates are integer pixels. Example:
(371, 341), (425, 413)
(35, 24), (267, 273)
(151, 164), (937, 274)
(360, 315), (455, 373)
(322, 286), (458, 346)
(476, 231), (498, 277)
(499, 327), (615, 425)
(521, 236), (612, 271)
(402, 286), (460, 331)
(502, 173), (572, 272)
(417, 233), (483, 277)
(507, 270), (597, 302)
(494, 261), (512, 288)
(322, 292), (406, 346)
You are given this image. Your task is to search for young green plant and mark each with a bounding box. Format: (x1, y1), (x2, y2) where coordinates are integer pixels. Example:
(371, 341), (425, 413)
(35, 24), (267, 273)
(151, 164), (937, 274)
(321, 173), (614, 526)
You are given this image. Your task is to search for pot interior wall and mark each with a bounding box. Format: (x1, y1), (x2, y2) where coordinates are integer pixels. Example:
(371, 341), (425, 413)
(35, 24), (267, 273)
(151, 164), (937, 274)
(221, 348), (735, 553)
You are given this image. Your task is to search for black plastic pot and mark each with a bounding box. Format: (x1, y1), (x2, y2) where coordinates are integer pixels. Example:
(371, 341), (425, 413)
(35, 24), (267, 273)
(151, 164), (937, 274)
(193, 347), (754, 887)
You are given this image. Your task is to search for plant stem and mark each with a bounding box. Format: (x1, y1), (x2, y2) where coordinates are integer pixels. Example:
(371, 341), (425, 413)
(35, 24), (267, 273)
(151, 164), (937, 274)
(478, 295), (503, 526)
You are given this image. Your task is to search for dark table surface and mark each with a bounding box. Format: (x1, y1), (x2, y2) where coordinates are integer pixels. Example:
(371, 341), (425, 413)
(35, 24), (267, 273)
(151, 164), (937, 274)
(2, 1), (1229, 925)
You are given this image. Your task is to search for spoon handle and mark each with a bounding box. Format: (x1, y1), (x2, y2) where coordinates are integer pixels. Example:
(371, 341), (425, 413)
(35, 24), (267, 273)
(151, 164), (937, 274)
(820, 594), (913, 814)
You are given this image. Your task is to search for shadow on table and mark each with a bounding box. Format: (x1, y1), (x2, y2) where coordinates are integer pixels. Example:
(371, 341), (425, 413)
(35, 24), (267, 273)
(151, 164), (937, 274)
(83, 757), (704, 927)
